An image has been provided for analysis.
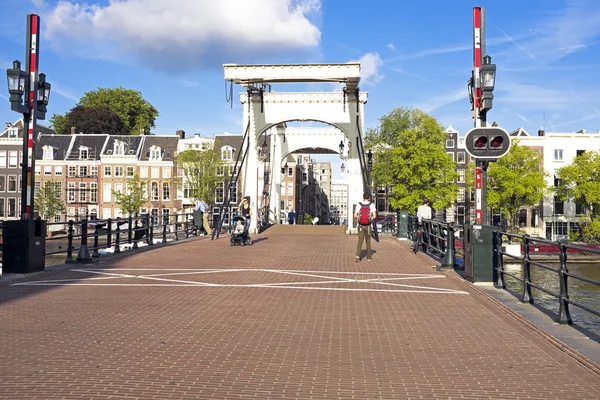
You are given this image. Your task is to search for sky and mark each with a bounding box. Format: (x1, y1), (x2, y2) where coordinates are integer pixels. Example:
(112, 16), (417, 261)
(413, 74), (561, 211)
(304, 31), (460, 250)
(2, 0), (600, 180)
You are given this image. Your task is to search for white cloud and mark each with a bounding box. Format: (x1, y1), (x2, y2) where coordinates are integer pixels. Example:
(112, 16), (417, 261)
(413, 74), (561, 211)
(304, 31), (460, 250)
(351, 52), (383, 85)
(50, 82), (80, 102)
(391, 67), (432, 84)
(415, 88), (467, 113)
(387, 43), (395, 51)
(44, 0), (321, 69)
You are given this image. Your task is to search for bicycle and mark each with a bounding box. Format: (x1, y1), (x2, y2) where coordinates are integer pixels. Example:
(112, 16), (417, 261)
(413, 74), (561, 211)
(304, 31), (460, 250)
(413, 225), (423, 254)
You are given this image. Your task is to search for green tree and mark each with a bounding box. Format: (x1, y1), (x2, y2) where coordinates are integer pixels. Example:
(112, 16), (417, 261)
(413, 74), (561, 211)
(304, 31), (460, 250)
(486, 141), (548, 231)
(176, 148), (227, 208)
(114, 175), (147, 217)
(365, 107), (457, 213)
(556, 151), (600, 240)
(53, 106), (128, 135)
(51, 87), (158, 135)
(34, 181), (65, 221)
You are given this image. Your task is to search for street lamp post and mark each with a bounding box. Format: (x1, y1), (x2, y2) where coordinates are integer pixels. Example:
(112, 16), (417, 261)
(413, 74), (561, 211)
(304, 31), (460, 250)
(4, 14), (51, 274)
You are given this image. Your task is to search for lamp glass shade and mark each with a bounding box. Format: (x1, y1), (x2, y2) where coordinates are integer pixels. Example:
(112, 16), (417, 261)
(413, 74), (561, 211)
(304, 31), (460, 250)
(340, 163), (345, 173)
(481, 69), (495, 89)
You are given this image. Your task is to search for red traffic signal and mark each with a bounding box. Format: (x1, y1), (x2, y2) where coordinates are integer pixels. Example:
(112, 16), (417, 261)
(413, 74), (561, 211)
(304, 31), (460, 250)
(464, 127), (511, 159)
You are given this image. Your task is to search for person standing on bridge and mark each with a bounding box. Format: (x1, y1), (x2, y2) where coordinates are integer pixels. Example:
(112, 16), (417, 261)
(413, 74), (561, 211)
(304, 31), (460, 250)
(354, 191), (376, 262)
(288, 209), (296, 225)
(417, 198), (432, 226)
(195, 198), (212, 236)
(240, 196), (252, 233)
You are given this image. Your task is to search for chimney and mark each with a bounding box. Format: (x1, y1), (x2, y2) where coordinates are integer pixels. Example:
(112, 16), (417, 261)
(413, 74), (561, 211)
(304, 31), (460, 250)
(538, 129), (545, 136)
(71, 126), (76, 135)
(176, 129), (185, 139)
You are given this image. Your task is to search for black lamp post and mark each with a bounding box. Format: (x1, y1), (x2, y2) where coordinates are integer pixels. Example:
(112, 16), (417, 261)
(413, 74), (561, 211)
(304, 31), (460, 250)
(4, 14), (51, 274)
(479, 55), (496, 125)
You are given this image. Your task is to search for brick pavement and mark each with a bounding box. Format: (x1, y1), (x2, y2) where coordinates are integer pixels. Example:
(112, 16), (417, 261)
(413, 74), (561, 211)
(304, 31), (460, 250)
(1, 226), (599, 399)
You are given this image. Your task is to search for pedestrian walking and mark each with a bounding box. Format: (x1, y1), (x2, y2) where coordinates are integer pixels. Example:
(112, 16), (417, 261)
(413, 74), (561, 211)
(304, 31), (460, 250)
(354, 191), (376, 262)
(195, 198), (212, 236)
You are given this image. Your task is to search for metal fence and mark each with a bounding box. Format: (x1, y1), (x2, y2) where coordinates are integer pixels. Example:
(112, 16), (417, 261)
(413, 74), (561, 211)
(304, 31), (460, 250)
(406, 216), (600, 326)
(2, 213), (204, 265)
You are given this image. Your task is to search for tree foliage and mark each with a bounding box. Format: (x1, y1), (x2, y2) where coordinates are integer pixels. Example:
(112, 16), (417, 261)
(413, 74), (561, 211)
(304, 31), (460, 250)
(486, 141), (548, 229)
(176, 148), (227, 207)
(50, 87), (158, 135)
(53, 106), (128, 135)
(35, 181), (65, 220)
(114, 175), (147, 217)
(556, 151), (600, 221)
(365, 107), (457, 213)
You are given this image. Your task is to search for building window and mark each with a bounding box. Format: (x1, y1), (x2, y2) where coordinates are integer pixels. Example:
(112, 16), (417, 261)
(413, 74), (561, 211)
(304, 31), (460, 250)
(44, 166), (52, 175)
(287, 181), (293, 196)
(554, 196), (564, 215)
(104, 166), (112, 177)
(114, 183), (123, 202)
(43, 146), (53, 160)
(140, 167), (148, 178)
(35, 166), (41, 176)
(0, 176), (5, 192)
(103, 183), (111, 203)
(446, 139), (455, 148)
(162, 183), (170, 201)
(8, 151), (17, 168)
(126, 166), (134, 177)
(68, 166), (76, 177)
(114, 140), (125, 155)
(90, 183), (98, 203)
(7, 198), (16, 217)
(458, 169), (465, 183)
(79, 183), (87, 203)
(0, 151), (6, 168)
(215, 181), (224, 203)
(216, 166), (224, 176)
(576, 150), (585, 157)
(457, 152), (466, 164)
(151, 208), (159, 226)
(0, 198), (4, 217)
(221, 146), (233, 161)
(8, 128), (17, 138)
(447, 152), (454, 161)
(162, 167), (171, 179)
(151, 167), (160, 178)
(151, 182), (159, 201)
(114, 166), (124, 177)
(55, 166), (63, 176)
(90, 166), (98, 177)
(79, 147), (89, 159)
(8, 175), (17, 192)
(68, 182), (76, 202)
(288, 167), (293, 177)
(79, 165), (88, 177)
(554, 149), (563, 161)
(457, 187), (465, 202)
(149, 146), (162, 161)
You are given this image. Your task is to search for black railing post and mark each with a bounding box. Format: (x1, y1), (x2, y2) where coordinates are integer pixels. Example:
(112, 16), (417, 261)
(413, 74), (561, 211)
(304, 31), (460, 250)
(146, 213), (153, 245)
(92, 223), (100, 258)
(133, 215), (139, 249)
(65, 220), (74, 263)
(558, 243), (572, 324)
(106, 218), (112, 250)
(162, 214), (168, 243)
(493, 230), (506, 289)
(76, 219), (92, 263)
(114, 218), (121, 253)
(175, 214), (180, 241)
(522, 234), (533, 303)
(128, 215), (133, 245)
(439, 224), (458, 270)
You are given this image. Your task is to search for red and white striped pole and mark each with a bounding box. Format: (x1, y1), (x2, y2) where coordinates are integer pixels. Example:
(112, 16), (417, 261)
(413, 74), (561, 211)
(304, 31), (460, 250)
(473, 7), (484, 224)
(21, 14), (40, 219)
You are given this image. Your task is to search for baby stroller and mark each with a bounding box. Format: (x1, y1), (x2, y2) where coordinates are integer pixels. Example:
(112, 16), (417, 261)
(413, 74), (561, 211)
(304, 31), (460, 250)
(230, 216), (252, 246)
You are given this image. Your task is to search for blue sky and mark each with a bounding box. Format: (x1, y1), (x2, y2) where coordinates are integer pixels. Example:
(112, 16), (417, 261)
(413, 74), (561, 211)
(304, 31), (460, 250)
(2, 0), (600, 179)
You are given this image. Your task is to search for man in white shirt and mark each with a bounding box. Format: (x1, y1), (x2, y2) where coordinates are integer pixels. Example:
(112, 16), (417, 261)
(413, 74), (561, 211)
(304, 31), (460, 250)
(416, 199), (432, 226)
(354, 191), (377, 262)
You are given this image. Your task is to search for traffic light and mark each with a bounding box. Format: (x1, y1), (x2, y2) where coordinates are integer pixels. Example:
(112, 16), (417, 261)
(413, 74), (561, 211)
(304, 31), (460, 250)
(464, 127), (511, 159)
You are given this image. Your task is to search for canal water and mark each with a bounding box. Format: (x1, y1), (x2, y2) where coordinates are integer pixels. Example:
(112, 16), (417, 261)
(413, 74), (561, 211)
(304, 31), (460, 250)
(502, 261), (600, 337)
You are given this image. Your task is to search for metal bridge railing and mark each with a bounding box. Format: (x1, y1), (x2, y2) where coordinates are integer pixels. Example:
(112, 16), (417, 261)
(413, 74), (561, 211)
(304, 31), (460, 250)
(494, 231), (600, 325)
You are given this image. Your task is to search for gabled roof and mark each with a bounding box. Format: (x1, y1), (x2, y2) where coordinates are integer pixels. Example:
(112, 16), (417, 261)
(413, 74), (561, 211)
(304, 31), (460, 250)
(509, 127), (530, 137)
(34, 134), (74, 161)
(139, 135), (179, 161)
(102, 135), (143, 156)
(214, 135), (243, 151)
(68, 134), (110, 160)
(1, 120), (55, 139)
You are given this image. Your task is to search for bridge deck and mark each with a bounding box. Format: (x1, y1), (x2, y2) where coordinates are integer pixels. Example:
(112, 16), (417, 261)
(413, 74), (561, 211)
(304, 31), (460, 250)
(1, 227), (599, 399)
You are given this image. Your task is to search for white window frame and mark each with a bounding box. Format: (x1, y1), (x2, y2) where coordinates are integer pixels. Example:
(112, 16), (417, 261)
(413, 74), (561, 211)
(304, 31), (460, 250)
(126, 166), (135, 177)
(554, 149), (564, 161)
(140, 167), (148, 178)
(104, 166), (112, 177)
(8, 151), (18, 168)
(114, 166), (124, 177)
(55, 166), (63, 176)
(42, 146), (53, 160)
(457, 152), (466, 164)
